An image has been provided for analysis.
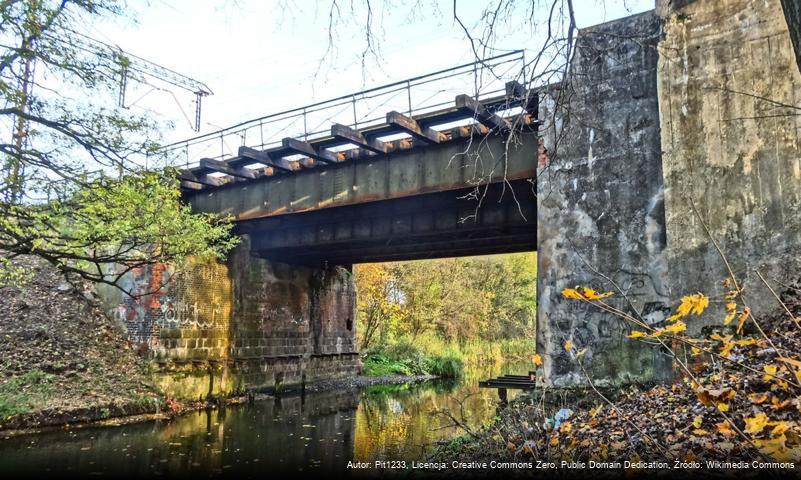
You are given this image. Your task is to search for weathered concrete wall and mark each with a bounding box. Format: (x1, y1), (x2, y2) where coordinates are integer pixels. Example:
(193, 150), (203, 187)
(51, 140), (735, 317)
(658, 0), (801, 330)
(99, 237), (359, 399)
(536, 11), (673, 387)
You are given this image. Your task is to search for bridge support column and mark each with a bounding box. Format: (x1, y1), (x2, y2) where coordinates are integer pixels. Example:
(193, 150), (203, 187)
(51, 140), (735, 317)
(536, 11), (673, 387)
(228, 236), (360, 390)
(98, 236), (360, 399)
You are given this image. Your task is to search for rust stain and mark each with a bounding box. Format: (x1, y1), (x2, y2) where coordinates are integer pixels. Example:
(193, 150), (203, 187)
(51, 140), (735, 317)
(538, 137), (549, 169)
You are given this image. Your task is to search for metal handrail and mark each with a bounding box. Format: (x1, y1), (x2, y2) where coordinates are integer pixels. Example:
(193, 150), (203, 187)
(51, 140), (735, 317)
(159, 50), (526, 168)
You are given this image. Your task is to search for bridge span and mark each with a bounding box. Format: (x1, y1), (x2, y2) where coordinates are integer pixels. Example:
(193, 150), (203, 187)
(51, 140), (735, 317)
(182, 88), (538, 265)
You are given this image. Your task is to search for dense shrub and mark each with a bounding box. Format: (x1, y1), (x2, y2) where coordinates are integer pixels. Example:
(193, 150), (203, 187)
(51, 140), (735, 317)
(425, 354), (464, 378)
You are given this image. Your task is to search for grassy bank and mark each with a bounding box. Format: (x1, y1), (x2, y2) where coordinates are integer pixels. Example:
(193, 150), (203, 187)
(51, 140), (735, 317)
(361, 334), (534, 379)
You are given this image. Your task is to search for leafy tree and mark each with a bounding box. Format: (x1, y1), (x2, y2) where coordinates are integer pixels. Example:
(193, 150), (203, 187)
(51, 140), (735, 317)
(354, 263), (402, 349)
(355, 253), (536, 347)
(0, 0), (236, 293)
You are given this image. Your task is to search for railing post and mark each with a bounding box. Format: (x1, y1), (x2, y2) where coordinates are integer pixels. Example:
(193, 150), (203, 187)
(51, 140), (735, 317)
(259, 120), (264, 149)
(352, 96), (358, 129)
(473, 62), (479, 99)
(303, 107), (308, 140)
(407, 80), (412, 116)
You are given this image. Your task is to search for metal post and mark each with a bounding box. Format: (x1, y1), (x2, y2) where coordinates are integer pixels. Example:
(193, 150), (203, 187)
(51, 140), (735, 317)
(303, 107), (308, 140)
(473, 62), (479, 99)
(352, 96), (358, 128)
(407, 80), (412, 115)
(194, 92), (202, 132)
(259, 120), (264, 149)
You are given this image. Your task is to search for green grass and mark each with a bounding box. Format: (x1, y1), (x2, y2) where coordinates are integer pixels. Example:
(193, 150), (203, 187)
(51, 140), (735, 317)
(0, 370), (56, 420)
(425, 354), (464, 378)
(362, 343), (427, 376)
(362, 333), (533, 379)
(362, 339), (464, 378)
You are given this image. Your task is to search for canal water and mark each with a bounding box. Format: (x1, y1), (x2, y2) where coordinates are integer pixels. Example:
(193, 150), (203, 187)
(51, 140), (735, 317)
(0, 361), (529, 477)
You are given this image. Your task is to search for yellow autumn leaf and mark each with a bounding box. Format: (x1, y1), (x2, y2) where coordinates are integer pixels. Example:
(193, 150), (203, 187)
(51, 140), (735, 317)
(725, 289), (740, 300)
(691, 346), (702, 356)
(754, 436), (793, 462)
(778, 357), (801, 368)
(716, 402), (729, 412)
(723, 310), (736, 325)
(720, 340), (735, 357)
(693, 415), (703, 428)
(628, 330), (648, 339)
(676, 293), (710, 318)
(764, 364), (778, 381)
(564, 339), (573, 352)
(770, 422), (790, 437)
(589, 405), (603, 418)
(689, 294), (709, 315)
(560, 421), (572, 433)
(532, 354), (543, 366)
(726, 302), (737, 311)
(744, 412), (770, 435)
(580, 287), (614, 300)
(664, 321), (687, 334)
(736, 307), (750, 334)
(716, 421), (735, 437)
(562, 286), (614, 301)
(710, 332), (733, 343)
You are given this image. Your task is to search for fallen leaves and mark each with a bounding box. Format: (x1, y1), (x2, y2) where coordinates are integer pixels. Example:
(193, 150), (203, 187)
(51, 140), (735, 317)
(472, 284), (801, 468)
(695, 386), (735, 407)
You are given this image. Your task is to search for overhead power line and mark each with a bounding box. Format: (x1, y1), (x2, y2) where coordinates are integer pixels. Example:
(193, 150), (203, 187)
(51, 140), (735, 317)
(47, 28), (213, 132)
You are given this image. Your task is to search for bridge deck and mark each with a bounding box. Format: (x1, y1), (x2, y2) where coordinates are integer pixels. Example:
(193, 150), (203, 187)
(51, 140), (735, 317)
(179, 82), (538, 192)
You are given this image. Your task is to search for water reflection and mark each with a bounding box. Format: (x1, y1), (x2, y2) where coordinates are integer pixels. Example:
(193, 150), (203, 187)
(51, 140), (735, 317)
(0, 362), (526, 477)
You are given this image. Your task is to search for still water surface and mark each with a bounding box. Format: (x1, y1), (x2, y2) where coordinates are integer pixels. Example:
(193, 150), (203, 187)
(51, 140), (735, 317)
(0, 361), (527, 477)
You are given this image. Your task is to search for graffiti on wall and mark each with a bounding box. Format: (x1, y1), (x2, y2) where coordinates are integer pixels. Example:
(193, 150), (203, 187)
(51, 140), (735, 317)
(112, 259), (232, 347)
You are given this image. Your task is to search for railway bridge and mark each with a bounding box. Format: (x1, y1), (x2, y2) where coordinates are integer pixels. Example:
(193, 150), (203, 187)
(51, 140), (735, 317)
(101, 0), (801, 396)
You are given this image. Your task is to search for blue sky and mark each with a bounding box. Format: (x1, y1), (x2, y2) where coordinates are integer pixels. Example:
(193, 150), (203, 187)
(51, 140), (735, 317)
(88, 0), (654, 144)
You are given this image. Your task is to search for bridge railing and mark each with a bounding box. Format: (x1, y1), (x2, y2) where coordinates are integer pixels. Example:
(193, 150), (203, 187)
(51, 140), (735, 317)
(156, 51), (527, 169)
